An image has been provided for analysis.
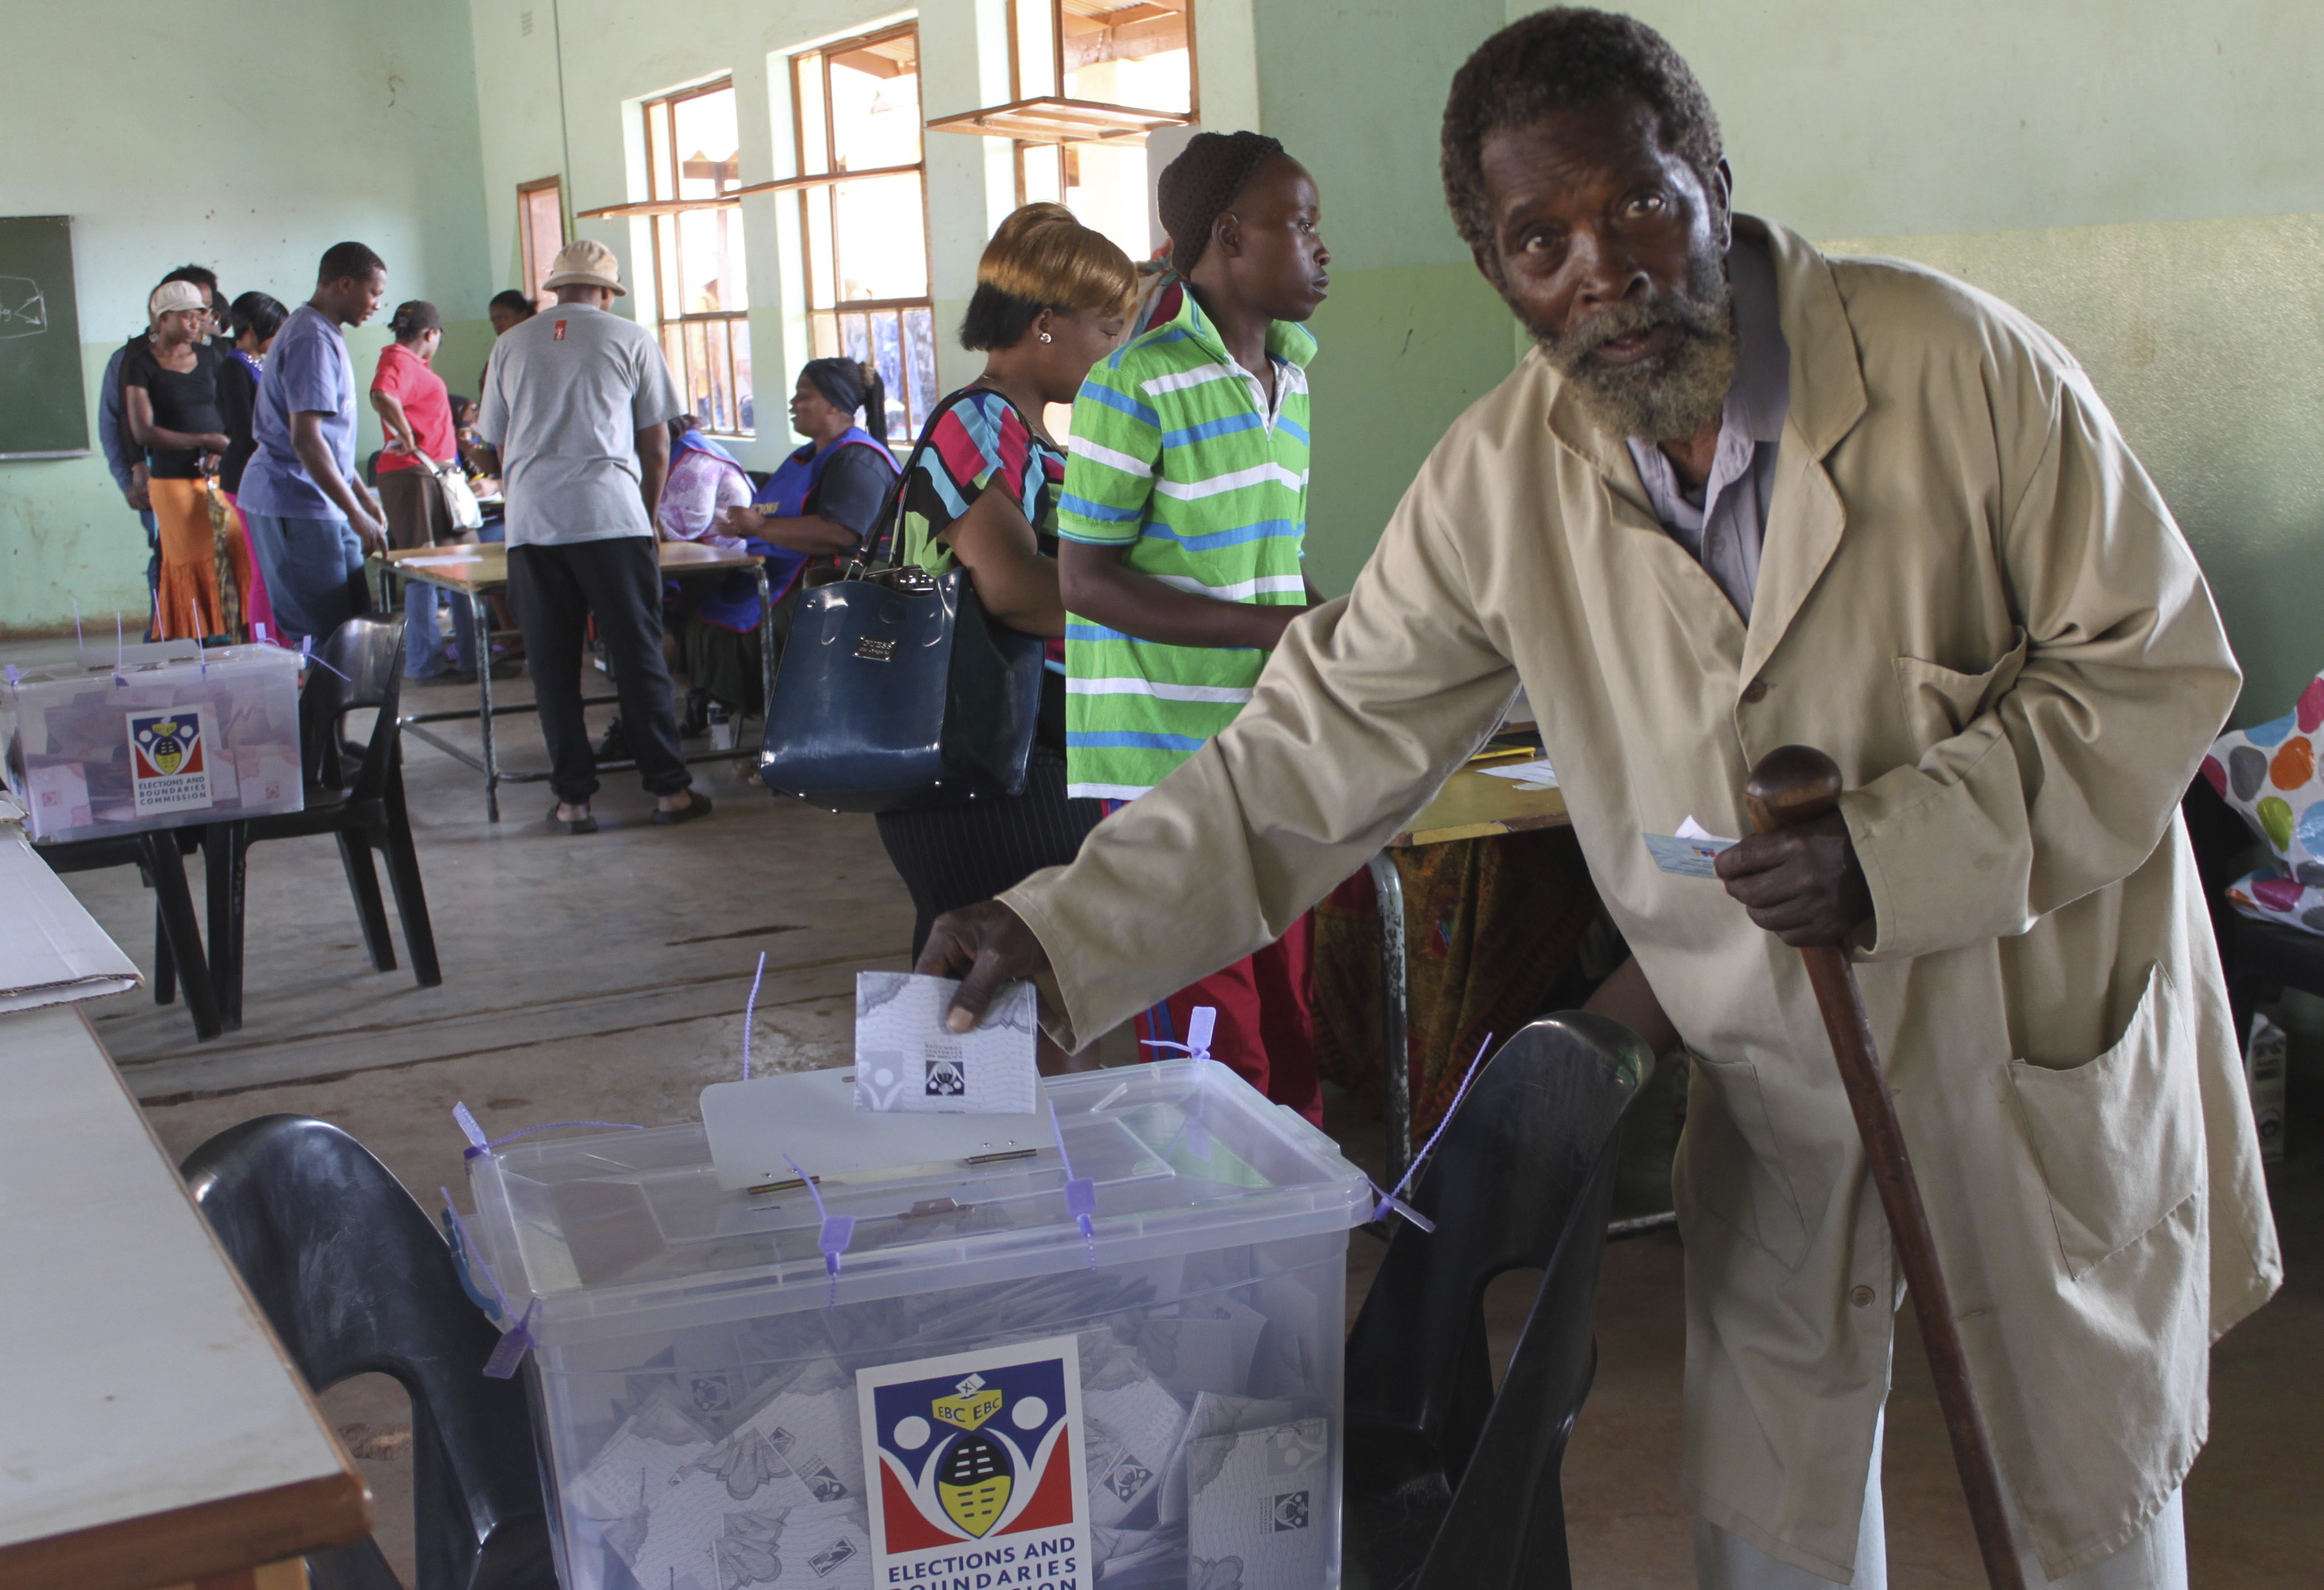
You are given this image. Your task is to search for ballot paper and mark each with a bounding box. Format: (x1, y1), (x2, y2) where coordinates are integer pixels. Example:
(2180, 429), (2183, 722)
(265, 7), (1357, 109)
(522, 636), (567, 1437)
(1084, 1351), (1193, 1526)
(1476, 756), (1558, 789)
(1185, 1417), (1331, 1590)
(1645, 815), (1740, 878)
(853, 971), (1038, 1115)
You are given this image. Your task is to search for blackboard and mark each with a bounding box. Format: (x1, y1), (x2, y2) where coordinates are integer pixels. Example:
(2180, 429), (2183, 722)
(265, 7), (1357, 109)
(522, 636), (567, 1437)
(0, 216), (90, 460)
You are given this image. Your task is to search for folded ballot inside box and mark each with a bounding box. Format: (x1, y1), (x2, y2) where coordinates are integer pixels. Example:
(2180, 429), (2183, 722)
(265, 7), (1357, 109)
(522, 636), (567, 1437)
(463, 1059), (1371, 1590)
(1, 644), (303, 843)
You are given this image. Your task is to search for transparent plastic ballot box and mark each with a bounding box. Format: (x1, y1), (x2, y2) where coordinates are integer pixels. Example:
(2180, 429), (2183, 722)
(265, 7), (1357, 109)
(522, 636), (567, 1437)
(463, 1057), (1372, 1590)
(1, 642), (303, 844)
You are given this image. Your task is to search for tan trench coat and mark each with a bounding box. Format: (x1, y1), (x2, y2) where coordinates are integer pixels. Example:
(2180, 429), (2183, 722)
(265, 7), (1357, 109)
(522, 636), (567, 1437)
(1006, 217), (2281, 1580)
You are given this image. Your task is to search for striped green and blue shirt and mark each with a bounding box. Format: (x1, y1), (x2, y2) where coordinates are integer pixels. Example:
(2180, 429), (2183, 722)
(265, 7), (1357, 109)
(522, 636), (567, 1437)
(1059, 287), (1315, 800)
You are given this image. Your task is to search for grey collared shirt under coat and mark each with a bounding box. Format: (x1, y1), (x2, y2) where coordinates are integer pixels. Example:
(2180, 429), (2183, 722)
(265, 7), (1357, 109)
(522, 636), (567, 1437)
(1625, 237), (1789, 620)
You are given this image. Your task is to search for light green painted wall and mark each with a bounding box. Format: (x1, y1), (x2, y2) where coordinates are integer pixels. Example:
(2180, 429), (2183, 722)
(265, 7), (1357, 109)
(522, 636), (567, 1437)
(0, 0), (493, 636)
(1817, 214), (2324, 723)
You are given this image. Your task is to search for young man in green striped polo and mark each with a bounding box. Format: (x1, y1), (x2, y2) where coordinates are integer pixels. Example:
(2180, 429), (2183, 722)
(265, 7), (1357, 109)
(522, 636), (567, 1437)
(1056, 132), (1332, 1119)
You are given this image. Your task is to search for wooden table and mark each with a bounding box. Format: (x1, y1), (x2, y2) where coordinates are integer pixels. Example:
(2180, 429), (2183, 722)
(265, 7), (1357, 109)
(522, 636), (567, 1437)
(378, 541), (777, 820)
(0, 1003), (369, 1589)
(1369, 754), (1571, 1189)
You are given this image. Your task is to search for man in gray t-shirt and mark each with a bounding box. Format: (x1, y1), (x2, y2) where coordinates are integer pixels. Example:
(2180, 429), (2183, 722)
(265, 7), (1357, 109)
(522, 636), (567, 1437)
(475, 240), (706, 831)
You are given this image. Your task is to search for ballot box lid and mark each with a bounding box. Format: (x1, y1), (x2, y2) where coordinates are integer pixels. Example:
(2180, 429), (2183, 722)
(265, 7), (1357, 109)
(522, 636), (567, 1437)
(465, 1057), (1372, 1346)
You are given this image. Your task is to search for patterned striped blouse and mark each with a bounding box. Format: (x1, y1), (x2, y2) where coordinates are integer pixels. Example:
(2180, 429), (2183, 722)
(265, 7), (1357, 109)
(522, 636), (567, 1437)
(1056, 286), (1316, 801)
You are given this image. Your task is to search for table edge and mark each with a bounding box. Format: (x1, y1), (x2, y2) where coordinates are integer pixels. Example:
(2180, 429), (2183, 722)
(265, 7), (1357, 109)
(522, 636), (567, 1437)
(0, 1472), (371, 1590)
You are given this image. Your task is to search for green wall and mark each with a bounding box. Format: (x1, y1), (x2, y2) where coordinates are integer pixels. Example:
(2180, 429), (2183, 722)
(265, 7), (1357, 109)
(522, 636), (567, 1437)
(0, 0), (493, 637)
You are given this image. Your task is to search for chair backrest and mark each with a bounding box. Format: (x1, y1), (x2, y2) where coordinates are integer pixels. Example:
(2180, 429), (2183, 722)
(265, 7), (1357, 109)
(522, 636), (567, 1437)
(299, 616), (407, 798)
(181, 1115), (554, 1590)
(1343, 1012), (1654, 1590)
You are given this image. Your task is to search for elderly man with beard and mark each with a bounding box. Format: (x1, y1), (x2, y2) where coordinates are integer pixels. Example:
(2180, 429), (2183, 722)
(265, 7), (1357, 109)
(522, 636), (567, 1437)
(919, 11), (2278, 1587)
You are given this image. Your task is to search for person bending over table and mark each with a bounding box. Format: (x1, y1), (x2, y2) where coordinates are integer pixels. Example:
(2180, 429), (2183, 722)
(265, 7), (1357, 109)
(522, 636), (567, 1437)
(473, 239), (708, 834)
(921, 13), (2276, 1589)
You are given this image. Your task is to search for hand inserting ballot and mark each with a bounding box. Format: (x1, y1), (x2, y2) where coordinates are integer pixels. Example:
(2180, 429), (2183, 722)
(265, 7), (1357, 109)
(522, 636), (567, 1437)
(915, 900), (1055, 1033)
(1711, 808), (1874, 948)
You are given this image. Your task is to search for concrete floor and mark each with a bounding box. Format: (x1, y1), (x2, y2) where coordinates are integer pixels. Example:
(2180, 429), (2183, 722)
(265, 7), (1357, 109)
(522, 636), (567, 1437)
(41, 647), (2319, 1587)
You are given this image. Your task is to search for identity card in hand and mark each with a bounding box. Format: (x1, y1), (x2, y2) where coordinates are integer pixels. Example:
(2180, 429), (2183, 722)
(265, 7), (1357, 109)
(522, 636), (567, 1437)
(853, 970), (1038, 1115)
(1645, 815), (1740, 879)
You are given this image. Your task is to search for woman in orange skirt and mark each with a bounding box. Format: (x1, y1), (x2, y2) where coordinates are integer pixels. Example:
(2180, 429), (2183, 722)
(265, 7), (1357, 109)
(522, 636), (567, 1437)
(122, 280), (251, 639)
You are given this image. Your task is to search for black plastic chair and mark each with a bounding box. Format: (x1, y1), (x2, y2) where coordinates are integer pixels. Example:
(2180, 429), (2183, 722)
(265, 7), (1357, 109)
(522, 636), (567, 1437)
(1343, 1012), (1655, 1590)
(203, 616), (442, 1025)
(181, 1115), (554, 1590)
(39, 825), (224, 1041)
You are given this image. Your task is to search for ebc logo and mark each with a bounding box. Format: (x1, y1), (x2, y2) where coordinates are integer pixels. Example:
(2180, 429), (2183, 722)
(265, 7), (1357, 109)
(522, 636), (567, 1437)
(857, 1334), (1090, 1583)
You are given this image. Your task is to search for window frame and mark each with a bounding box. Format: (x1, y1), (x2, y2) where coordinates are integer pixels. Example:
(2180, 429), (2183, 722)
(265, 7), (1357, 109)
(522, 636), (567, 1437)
(517, 176), (566, 309)
(641, 77), (753, 437)
(788, 22), (938, 446)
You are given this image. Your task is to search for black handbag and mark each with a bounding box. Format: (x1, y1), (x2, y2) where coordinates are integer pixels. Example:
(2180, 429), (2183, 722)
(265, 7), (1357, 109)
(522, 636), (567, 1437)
(756, 398), (1044, 814)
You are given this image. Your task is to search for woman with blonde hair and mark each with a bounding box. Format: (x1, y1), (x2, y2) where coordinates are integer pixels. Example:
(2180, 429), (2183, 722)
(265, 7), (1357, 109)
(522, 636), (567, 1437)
(869, 203), (1137, 1061)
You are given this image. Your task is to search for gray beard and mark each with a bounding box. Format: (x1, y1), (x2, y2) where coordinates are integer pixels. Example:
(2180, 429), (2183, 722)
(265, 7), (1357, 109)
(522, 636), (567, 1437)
(1525, 258), (1737, 442)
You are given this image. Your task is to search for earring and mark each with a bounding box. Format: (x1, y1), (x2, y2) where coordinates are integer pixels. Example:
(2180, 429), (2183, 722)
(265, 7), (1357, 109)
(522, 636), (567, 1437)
(1038, 331), (1053, 343)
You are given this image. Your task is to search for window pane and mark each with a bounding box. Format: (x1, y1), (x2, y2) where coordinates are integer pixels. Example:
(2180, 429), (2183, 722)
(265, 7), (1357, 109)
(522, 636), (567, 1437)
(521, 184), (564, 307)
(1019, 142), (1063, 207)
(903, 308), (936, 438)
(1015, 0), (1058, 98)
(709, 323), (738, 434)
(673, 206), (746, 313)
(730, 320), (755, 435)
(683, 321), (713, 420)
(794, 52), (829, 175)
(810, 311), (839, 360)
(828, 31), (921, 170)
(833, 175), (928, 302)
(1062, 1), (1191, 112)
(840, 312), (872, 369)
(661, 326), (687, 410)
(1065, 141), (1151, 262)
(672, 86), (742, 197)
(655, 217), (683, 319)
(866, 310), (906, 443)
(647, 101), (673, 201)
(803, 187), (837, 311)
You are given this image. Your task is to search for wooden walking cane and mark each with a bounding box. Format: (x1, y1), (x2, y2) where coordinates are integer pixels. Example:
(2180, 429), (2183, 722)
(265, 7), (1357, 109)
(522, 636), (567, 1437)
(1745, 745), (2027, 1590)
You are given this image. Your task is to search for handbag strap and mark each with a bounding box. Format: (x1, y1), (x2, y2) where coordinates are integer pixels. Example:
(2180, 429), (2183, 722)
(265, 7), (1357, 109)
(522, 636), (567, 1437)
(862, 385), (1010, 574)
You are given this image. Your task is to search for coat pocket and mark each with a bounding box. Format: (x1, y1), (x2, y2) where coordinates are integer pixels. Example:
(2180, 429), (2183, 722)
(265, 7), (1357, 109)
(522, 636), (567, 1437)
(2007, 964), (2204, 1279)
(1892, 629), (2030, 749)
(1675, 1051), (1812, 1271)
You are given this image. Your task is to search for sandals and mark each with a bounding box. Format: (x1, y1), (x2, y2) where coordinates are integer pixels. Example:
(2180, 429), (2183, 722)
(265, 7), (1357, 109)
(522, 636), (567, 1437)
(650, 789), (714, 827)
(549, 803), (598, 835)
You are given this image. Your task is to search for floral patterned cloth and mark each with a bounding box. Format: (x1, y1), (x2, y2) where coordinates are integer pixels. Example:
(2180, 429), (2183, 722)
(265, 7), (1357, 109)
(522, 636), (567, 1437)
(2202, 672), (2324, 934)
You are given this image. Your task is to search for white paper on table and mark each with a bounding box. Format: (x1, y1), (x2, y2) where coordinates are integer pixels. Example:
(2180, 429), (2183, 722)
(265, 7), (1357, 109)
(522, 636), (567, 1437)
(1185, 1417), (1331, 1590)
(852, 971), (1038, 1115)
(1476, 756), (1558, 788)
(400, 552), (487, 569)
(1645, 815), (1740, 878)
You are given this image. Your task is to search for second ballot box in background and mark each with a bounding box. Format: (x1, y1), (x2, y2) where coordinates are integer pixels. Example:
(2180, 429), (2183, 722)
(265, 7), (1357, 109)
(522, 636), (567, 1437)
(1, 643), (303, 843)
(464, 1058), (1371, 1590)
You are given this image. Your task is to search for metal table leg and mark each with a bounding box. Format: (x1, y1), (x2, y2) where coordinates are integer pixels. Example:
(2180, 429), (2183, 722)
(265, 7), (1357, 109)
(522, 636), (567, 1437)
(470, 587), (499, 822)
(755, 566), (776, 766)
(1368, 850), (1411, 1192)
